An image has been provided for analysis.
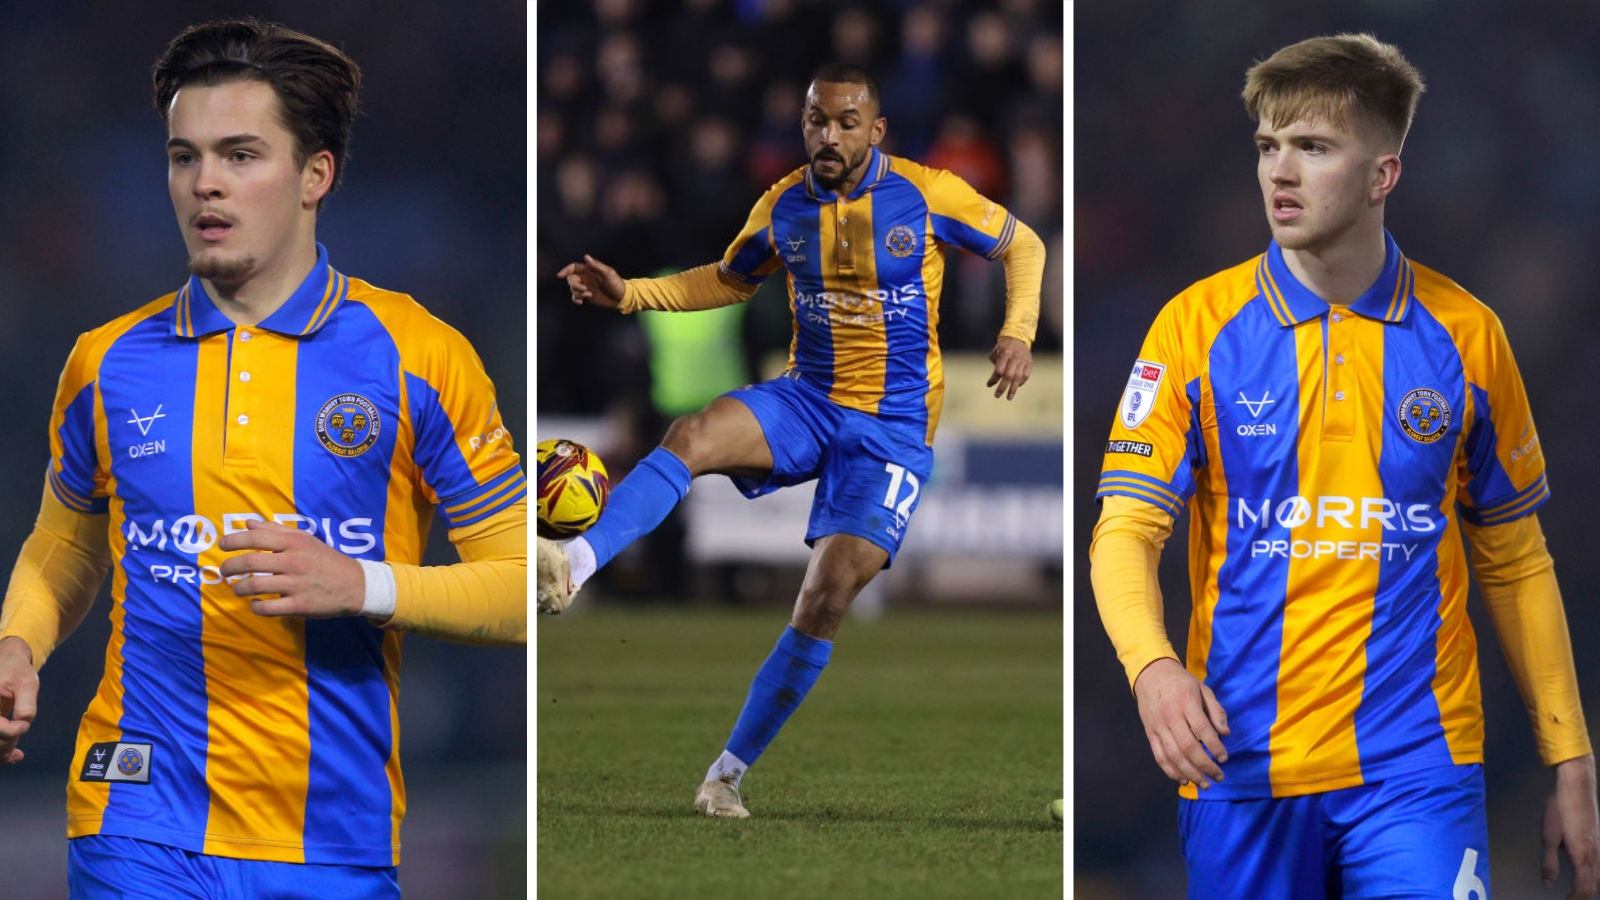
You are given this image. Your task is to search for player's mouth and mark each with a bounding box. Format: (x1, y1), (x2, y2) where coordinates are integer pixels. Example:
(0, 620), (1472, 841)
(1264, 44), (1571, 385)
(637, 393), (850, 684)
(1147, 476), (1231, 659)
(813, 152), (844, 171)
(193, 212), (235, 242)
(1272, 193), (1303, 222)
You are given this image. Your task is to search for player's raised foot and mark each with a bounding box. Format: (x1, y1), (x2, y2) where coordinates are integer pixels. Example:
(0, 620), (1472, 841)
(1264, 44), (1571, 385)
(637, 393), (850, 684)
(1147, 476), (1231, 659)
(694, 774), (750, 819)
(536, 536), (576, 614)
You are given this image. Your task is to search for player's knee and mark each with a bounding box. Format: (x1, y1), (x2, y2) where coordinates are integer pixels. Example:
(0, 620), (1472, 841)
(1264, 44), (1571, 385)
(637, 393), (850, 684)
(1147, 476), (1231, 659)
(660, 413), (713, 471)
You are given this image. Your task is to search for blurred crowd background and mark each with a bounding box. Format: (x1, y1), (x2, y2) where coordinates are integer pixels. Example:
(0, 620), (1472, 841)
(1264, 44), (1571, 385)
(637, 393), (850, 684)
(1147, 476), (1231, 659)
(1077, 4), (1600, 898)
(536, 0), (1064, 604)
(0, 3), (524, 897)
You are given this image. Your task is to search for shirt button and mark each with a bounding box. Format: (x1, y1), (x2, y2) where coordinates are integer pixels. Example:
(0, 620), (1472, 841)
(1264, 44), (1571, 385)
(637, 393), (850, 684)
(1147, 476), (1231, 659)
(239, 372), (251, 382)
(1331, 313), (1343, 323)
(237, 414), (249, 425)
(1335, 354), (1345, 365)
(841, 217), (849, 224)
(239, 330), (252, 342)
(841, 241), (849, 247)
(1334, 391), (1346, 401)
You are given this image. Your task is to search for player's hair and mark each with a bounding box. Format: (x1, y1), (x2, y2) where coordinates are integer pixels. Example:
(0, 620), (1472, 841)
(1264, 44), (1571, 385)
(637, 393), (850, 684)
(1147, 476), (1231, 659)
(153, 18), (362, 197)
(809, 62), (882, 115)
(1242, 33), (1424, 151)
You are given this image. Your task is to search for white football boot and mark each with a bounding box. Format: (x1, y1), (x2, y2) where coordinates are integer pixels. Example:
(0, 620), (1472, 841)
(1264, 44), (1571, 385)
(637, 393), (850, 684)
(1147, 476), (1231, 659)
(535, 536), (576, 614)
(694, 773), (751, 819)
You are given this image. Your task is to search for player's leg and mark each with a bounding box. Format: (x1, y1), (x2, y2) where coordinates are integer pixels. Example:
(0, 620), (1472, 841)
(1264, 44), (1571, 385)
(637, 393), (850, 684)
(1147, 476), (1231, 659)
(66, 835), (216, 900)
(1178, 794), (1329, 900)
(696, 410), (928, 817)
(537, 393), (778, 613)
(695, 534), (887, 818)
(1327, 763), (1489, 900)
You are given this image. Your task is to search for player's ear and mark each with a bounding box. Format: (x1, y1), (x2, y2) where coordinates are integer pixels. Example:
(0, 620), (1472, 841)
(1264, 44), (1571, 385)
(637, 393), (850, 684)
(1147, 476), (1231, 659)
(302, 149), (336, 209)
(1371, 153), (1401, 203)
(870, 116), (887, 147)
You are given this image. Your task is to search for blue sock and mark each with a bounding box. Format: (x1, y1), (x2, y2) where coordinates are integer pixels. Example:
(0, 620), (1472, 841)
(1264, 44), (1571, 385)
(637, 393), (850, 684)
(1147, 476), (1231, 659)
(584, 447), (692, 570)
(724, 626), (833, 766)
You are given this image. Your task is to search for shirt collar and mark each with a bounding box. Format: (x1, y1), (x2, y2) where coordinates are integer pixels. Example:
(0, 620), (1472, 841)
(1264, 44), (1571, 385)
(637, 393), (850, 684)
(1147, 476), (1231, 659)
(172, 243), (349, 339)
(1255, 230), (1415, 327)
(803, 145), (891, 202)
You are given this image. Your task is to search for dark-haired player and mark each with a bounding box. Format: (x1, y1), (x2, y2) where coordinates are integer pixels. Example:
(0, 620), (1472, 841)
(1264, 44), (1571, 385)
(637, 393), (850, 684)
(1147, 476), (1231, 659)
(0, 18), (526, 896)
(543, 63), (1046, 818)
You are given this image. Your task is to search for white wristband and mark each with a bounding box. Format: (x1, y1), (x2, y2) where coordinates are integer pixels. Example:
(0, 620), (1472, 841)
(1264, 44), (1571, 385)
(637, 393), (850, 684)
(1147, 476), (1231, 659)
(357, 559), (397, 619)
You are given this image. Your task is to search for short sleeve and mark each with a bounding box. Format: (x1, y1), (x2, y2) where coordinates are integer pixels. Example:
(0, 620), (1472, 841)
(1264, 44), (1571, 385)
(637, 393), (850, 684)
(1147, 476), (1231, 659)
(1095, 299), (1203, 519)
(46, 334), (109, 515)
(1456, 316), (1548, 526)
(718, 186), (784, 286)
(922, 168), (1018, 260)
(406, 325), (526, 530)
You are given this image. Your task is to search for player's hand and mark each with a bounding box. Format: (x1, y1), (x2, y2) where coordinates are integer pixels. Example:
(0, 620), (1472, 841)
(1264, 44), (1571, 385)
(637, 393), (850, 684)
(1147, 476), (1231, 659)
(986, 336), (1032, 400)
(1543, 754), (1600, 899)
(556, 254), (626, 309)
(0, 636), (38, 765)
(218, 520), (366, 619)
(1133, 657), (1230, 789)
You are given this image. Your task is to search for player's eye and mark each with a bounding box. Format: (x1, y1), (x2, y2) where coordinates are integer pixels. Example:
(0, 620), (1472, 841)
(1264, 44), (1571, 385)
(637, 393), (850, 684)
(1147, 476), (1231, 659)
(231, 150), (253, 162)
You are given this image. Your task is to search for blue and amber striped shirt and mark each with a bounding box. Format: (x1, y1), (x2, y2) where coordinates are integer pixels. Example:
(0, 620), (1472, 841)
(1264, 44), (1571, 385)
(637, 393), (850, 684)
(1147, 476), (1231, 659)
(1098, 232), (1547, 799)
(47, 244), (523, 864)
(718, 146), (1021, 444)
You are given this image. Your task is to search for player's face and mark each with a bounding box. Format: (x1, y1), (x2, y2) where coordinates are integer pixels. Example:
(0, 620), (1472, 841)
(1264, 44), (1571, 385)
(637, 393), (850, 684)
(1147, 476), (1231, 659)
(166, 80), (331, 291)
(1255, 115), (1397, 253)
(802, 81), (886, 193)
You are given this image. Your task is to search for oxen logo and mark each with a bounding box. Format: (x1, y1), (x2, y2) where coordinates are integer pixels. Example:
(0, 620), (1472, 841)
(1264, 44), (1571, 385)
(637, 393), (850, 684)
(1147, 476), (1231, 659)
(316, 394), (381, 458)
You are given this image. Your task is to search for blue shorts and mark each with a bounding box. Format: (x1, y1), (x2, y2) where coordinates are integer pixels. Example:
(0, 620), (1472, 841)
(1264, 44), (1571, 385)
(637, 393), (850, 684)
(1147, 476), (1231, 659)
(1179, 763), (1489, 900)
(726, 374), (934, 564)
(68, 834), (399, 900)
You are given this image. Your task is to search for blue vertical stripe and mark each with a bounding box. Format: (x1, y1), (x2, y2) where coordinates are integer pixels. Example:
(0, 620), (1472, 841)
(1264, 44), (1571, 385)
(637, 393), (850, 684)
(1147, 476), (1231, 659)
(771, 187), (829, 392)
(292, 302), (399, 857)
(1354, 306), (1462, 770)
(97, 311), (210, 837)
(1204, 298), (1300, 789)
(871, 177), (932, 433)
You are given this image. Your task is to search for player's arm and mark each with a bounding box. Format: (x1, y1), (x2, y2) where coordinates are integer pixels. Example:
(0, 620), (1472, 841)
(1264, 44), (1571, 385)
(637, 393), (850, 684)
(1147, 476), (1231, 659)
(1090, 494), (1229, 789)
(987, 219), (1045, 400)
(0, 486), (112, 764)
(218, 501), (527, 645)
(377, 500), (526, 644)
(1464, 513), (1599, 895)
(558, 255), (756, 313)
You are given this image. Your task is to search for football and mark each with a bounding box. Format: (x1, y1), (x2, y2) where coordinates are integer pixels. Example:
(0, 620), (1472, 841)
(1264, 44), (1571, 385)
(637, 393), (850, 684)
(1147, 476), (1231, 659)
(537, 438), (610, 538)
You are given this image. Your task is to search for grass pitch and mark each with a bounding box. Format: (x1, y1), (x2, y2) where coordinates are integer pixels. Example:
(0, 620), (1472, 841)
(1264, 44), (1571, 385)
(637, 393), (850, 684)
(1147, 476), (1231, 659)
(536, 606), (1064, 900)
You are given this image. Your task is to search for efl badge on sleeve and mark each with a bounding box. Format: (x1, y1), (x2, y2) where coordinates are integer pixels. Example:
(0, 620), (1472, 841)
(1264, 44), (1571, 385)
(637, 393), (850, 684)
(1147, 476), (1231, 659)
(316, 394), (382, 458)
(1119, 360), (1165, 430)
(1399, 388), (1451, 443)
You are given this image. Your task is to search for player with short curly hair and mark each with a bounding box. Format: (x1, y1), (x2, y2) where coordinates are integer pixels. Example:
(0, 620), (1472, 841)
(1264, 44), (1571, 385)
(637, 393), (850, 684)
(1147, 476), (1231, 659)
(543, 61), (1046, 818)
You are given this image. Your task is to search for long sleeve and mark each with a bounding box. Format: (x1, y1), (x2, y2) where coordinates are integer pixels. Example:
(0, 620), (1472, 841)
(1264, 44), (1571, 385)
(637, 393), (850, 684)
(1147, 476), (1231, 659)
(997, 219), (1044, 345)
(1088, 494), (1179, 689)
(384, 499), (527, 645)
(1465, 512), (1592, 765)
(0, 485), (112, 668)
(620, 263), (758, 314)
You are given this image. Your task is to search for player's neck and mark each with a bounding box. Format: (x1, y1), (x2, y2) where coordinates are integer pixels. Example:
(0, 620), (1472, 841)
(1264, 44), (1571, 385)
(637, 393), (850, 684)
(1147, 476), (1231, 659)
(203, 240), (320, 327)
(1278, 221), (1388, 307)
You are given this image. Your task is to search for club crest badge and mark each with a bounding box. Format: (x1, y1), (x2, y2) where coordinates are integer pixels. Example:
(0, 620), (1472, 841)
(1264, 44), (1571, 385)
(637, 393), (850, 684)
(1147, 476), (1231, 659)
(316, 394), (381, 458)
(1399, 388), (1451, 444)
(885, 224), (917, 257)
(117, 746), (145, 776)
(1119, 360), (1165, 430)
